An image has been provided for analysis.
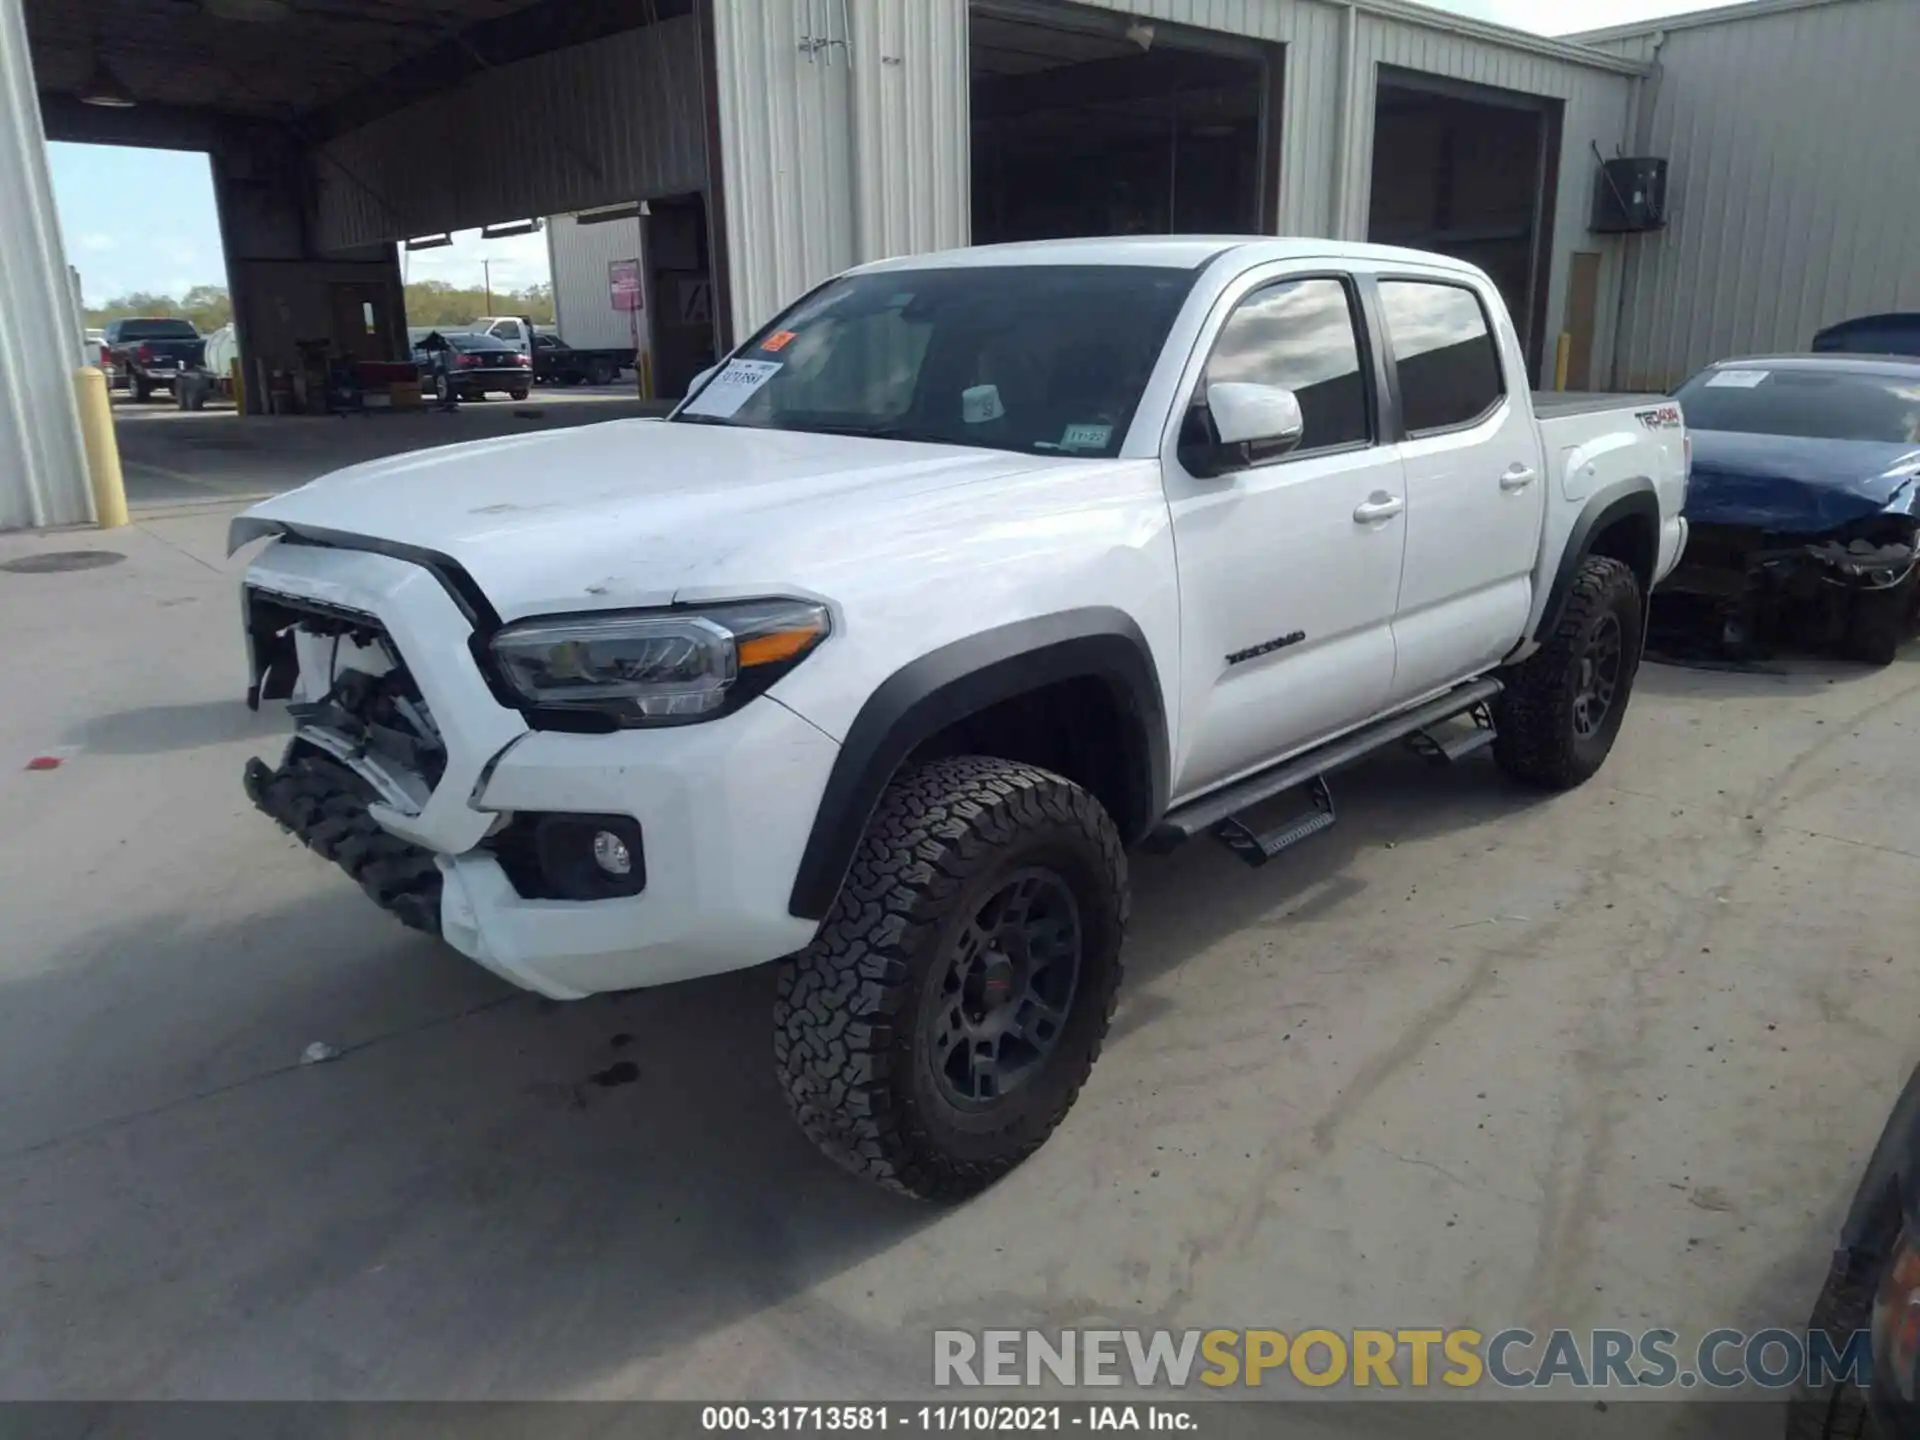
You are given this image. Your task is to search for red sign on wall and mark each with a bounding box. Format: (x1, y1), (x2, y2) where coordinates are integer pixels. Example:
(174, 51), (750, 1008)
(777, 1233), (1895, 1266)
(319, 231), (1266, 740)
(609, 259), (643, 312)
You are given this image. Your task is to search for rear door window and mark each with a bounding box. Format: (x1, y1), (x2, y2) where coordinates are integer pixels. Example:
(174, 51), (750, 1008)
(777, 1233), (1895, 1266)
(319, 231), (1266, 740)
(1378, 281), (1506, 435)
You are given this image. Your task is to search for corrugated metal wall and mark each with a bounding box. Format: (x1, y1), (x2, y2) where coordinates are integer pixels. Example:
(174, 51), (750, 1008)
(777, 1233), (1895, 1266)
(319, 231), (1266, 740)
(711, 0), (969, 339)
(548, 212), (649, 353)
(1588, 0), (1920, 390)
(313, 17), (706, 253)
(0, 0), (90, 528)
(1087, 0), (1638, 386)
(713, 0), (1639, 385)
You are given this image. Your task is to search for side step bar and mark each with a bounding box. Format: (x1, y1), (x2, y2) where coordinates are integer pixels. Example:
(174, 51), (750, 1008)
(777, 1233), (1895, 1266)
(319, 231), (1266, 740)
(1150, 678), (1505, 855)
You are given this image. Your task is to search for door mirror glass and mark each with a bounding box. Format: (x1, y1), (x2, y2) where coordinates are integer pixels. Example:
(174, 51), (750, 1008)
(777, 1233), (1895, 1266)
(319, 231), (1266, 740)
(1185, 382), (1305, 476)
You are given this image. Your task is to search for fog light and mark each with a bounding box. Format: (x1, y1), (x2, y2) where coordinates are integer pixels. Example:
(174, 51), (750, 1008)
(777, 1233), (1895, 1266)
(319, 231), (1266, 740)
(592, 829), (632, 877)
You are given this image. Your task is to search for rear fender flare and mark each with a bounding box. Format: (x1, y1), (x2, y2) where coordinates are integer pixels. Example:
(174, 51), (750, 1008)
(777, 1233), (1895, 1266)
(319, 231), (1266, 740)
(1526, 484), (1661, 646)
(786, 608), (1169, 921)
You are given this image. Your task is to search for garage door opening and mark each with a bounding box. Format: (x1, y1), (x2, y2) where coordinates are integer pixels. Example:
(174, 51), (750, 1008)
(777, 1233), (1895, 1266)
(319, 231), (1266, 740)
(1367, 70), (1561, 378)
(971, 4), (1275, 244)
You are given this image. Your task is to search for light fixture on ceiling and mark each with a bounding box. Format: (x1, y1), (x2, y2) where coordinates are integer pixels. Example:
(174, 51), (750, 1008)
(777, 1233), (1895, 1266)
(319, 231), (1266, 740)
(480, 219), (543, 240)
(76, 53), (137, 108)
(1125, 21), (1155, 51)
(405, 234), (454, 251)
(201, 0), (294, 21)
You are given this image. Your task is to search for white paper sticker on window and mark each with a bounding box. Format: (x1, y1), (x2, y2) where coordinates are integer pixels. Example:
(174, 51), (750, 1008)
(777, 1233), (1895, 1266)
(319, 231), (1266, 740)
(962, 384), (1006, 424)
(1060, 423), (1112, 451)
(1706, 369), (1769, 389)
(682, 359), (783, 418)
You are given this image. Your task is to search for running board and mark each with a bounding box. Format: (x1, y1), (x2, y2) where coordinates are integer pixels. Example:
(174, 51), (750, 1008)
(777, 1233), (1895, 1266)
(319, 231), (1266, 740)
(1213, 776), (1335, 867)
(1151, 678), (1505, 851)
(1405, 699), (1499, 765)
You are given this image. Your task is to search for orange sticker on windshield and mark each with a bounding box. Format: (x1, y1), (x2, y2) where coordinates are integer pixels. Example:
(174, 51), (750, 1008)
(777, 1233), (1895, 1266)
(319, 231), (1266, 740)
(761, 330), (798, 352)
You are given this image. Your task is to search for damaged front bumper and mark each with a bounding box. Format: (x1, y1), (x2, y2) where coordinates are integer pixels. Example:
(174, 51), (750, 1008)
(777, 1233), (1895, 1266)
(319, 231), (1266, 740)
(1655, 520), (1919, 654)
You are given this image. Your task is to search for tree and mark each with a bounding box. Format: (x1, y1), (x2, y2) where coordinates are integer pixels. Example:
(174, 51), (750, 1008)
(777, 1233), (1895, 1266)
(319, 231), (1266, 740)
(86, 286), (231, 333)
(402, 279), (554, 329)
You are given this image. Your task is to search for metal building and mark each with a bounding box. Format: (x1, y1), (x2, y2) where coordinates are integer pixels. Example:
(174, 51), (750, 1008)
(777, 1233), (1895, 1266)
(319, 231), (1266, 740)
(3, 0), (1701, 531)
(1578, 0), (1920, 391)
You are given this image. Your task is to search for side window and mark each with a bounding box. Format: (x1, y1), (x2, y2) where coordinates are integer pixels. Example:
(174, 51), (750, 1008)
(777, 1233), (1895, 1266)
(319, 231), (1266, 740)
(1202, 278), (1371, 454)
(1377, 281), (1506, 434)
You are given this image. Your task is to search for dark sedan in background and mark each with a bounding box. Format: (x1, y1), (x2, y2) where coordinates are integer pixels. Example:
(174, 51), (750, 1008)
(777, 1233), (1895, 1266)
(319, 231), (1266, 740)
(1659, 355), (1920, 664)
(411, 331), (532, 403)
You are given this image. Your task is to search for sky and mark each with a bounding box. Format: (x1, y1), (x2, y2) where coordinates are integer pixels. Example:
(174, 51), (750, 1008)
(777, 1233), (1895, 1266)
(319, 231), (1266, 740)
(44, 0), (1726, 304)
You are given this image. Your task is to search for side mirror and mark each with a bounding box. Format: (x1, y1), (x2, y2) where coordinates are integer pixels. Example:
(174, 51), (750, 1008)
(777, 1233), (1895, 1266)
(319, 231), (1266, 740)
(1184, 382), (1306, 477)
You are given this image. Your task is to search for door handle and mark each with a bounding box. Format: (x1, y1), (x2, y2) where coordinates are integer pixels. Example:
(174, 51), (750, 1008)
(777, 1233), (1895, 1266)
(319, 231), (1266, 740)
(1500, 464), (1538, 491)
(1352, 493), (1405, 524)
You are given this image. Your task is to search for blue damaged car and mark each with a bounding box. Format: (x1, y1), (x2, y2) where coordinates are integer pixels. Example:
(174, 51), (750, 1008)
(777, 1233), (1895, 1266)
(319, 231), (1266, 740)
(1662, 355), (1920, 664)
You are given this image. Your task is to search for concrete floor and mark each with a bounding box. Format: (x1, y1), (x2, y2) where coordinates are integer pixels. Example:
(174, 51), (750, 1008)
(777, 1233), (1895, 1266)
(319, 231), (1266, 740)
(4, 478), (1919, 1419)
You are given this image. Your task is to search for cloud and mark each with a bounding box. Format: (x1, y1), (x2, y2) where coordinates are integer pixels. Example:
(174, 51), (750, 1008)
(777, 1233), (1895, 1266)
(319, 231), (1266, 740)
(77, 232), (116, 252)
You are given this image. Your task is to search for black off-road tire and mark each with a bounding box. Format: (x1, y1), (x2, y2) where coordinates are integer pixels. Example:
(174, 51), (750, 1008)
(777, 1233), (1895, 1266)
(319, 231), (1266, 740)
(1841, 573), (1916, 666)
(1494, 555), (1644, 791)
(775, 756), (1128, 1201)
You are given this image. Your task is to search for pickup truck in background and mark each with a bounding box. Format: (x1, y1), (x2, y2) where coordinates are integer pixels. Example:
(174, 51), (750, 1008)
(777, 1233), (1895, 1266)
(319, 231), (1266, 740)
(474, 316), (633, 386)
(229, 236), (1688, 1199)
(102, 317), (205, 402)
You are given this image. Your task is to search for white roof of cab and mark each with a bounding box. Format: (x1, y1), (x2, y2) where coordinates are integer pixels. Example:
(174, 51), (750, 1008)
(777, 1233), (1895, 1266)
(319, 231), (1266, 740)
(850, 234), (1484, 277)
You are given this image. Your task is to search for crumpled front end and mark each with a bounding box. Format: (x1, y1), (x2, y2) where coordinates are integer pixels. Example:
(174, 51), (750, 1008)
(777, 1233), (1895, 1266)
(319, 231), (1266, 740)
(1656, 513), (1920, 657)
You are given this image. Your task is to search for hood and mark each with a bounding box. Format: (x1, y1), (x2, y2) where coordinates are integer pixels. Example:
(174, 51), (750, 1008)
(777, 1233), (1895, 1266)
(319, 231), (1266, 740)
(230, 418), (1096, 618)
(1685, 431), (1920, 532)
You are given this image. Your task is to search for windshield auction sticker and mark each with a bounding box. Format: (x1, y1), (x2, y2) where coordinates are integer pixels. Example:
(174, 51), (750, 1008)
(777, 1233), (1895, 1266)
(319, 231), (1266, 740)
(683, 359), (783, 418)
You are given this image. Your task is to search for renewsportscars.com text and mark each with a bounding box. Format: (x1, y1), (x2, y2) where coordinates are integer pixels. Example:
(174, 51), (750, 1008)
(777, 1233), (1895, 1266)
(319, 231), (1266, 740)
(933, 1327), (1871, 1392)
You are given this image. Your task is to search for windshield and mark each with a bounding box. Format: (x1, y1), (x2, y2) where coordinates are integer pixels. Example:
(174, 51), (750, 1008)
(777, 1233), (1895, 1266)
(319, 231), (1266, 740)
(671, 265), (1200, 456)
(1676, 366), (1920, 444)
(116, 319), (198, 340)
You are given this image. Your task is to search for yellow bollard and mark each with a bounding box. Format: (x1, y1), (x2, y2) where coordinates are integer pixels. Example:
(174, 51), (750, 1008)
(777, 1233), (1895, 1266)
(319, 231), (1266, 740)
(230, 358), (245, 415)
(72, 366), (128, 529)
(1554, 333), (1573, 393)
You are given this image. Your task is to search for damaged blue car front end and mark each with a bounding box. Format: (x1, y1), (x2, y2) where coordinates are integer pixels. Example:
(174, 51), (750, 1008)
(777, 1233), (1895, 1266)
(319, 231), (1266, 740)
(1659, 357), (1920, 662)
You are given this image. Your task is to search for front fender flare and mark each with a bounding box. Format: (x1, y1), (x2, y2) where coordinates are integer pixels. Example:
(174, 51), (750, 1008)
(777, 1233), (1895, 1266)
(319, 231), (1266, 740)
(786, 608), (1168, 921)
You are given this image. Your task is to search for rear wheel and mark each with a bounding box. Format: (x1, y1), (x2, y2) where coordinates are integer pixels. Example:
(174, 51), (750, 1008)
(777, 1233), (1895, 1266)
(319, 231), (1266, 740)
(434, 373), (451, 404)
(509, 388), (530, 402)
(1494, 555), (1644, 790)
(776, 756), (1127, 1200)
(587, 358), (616, 386)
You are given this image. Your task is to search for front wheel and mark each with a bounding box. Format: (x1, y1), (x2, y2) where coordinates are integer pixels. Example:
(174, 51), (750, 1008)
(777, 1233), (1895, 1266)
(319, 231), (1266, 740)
(776, 756), (1128, 1200)
(1494, 555), (1644, 790)
(508, 388), (529, 401)
(1841, 571), (1916, 666)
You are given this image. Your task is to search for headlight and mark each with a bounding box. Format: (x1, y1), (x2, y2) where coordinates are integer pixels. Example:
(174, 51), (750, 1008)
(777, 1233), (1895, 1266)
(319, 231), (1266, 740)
(489, 598), (830, 726)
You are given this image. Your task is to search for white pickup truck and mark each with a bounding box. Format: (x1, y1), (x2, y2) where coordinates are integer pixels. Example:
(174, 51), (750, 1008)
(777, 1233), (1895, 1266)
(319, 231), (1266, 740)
(231, 237), (1688, 1198)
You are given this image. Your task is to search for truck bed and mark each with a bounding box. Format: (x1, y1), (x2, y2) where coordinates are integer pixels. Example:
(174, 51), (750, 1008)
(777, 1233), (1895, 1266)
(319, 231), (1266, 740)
(1531, 391), (1669, 419)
